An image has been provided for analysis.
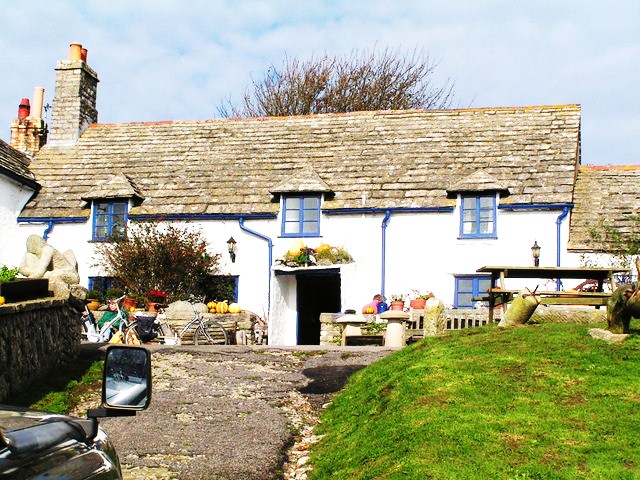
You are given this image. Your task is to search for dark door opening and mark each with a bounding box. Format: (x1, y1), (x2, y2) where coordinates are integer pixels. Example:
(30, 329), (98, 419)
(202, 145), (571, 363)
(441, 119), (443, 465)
(297, 272), (341, 345)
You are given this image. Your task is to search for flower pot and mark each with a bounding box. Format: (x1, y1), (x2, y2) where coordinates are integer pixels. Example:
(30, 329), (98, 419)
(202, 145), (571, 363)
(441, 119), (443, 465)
(146, 301), (160, 312)
(123, 297), (138, 311)
(390, 300), (405, 311)
(410, 298), (427, 309)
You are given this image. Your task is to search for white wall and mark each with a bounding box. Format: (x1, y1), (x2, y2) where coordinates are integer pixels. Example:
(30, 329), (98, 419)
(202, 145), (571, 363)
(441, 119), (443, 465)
(0, 176), (37, 268)
(14, 201), (576, 344)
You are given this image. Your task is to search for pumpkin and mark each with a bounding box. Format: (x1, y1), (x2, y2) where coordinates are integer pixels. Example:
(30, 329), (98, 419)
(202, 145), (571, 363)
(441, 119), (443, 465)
(288, 239), (305, 256)
(363, 306), (375, 314)
(207, 301), (217, 310)
(228, 302), (241, 314)
(216, 301), (229, 314)
(315, 243), (332, 253)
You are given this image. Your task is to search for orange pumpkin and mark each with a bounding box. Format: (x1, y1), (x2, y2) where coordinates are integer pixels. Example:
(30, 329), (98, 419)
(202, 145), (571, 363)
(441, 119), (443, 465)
(363, 306), (375, 314)
(228, 302), (241, 314)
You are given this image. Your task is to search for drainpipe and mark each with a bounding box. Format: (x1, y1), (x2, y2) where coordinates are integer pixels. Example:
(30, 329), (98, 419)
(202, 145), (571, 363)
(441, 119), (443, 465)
(381, 210), (392, 298)
(43, 220), (55, 240)
(238, 217), (273, 315)
(555, 206), (570, 290)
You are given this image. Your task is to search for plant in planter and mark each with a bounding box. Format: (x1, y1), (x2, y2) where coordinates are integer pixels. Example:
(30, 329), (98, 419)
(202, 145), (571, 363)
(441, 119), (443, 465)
(409, 290), (434, 309)
(0, 266), (20, 282)
(105, 288), (124, 300)
(145, 289), (168, 311)
(0, 264), (49, 302)
(85, 289), (103, 311)
(389, 294), (406, 311)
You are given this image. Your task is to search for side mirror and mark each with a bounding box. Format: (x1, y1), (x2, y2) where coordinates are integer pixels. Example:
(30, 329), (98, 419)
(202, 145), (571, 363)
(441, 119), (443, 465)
(103, 345), (152, 410)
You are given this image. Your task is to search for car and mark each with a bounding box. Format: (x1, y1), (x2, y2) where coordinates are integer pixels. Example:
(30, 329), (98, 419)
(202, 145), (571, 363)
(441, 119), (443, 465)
(0, 345), (151, 479)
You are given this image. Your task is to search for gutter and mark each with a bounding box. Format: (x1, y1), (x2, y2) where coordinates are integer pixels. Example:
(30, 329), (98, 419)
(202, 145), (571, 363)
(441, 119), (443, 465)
(129, 213), (277, 221)
(324, 206), (454, 215)
(17, 217), (87, 240)
(238, 217), (274, 317)
(498, 203), (574, 211)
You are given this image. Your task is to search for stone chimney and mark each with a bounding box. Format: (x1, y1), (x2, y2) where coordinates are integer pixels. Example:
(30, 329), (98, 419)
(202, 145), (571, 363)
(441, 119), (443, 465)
(10, 87), (48, 157)
(48, 43), (99, 145)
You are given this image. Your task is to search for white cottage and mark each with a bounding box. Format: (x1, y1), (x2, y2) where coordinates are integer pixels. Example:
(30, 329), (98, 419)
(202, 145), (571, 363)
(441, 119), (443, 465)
(8, 44), (639, 345)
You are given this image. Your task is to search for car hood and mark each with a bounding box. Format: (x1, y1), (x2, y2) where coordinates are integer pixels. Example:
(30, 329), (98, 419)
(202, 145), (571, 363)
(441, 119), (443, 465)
(0, 404), (121, 479)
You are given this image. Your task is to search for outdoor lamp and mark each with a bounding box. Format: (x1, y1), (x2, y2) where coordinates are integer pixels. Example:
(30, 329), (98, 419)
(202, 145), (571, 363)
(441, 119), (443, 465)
(227, 237), (237, 263)
(531, 240), (541, 267)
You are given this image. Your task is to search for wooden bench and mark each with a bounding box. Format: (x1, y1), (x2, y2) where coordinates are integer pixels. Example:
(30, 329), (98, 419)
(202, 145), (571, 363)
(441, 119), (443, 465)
(476, 289), (612, 321)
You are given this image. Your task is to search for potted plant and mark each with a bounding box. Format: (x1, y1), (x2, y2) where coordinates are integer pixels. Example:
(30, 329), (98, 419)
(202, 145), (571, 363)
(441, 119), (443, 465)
(86, 289), (103, 311)
(105, 288), (124, 300)
(0, 265), (49, 302)
(409, 290), (434, 310)
(146, 289), (167, 311)
(389, 294), (406, 311)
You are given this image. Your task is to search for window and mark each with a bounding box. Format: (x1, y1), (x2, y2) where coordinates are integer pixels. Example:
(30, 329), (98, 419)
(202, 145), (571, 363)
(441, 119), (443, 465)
(460, 194), (496, 238)
(93, 201), (128, 241)
(88, 276), (116, 298)
(206, 275), (239, 302)
(282, 196), (321, 237)
(454, 275), (492, 308)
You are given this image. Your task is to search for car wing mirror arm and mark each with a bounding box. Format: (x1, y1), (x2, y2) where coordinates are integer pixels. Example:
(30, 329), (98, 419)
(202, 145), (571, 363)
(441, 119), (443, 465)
(86, 407), (137, 441)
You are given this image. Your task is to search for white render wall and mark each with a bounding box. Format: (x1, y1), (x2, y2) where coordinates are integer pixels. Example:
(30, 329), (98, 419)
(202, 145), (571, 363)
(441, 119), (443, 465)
(0, 177), (37, 268)
(14, 202), (574, 344)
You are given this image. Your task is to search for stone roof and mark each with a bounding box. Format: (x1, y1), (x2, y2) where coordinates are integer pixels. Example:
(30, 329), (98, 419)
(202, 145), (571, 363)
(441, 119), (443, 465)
(569, 166), (640, 252)
(21, 105), (581, 219)
(81, 173), (144, 202)
(0, 138), (39, 189)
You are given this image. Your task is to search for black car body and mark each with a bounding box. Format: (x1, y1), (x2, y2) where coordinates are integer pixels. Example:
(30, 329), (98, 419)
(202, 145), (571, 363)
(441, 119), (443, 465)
(0, 346), (151, 479)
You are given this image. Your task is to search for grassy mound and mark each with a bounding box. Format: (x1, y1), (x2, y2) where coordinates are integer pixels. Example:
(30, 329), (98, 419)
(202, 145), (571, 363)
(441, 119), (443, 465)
(310, 321), (640, 479)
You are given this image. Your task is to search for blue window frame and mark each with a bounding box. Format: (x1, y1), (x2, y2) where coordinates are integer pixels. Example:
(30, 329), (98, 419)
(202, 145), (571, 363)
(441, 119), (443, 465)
(93, 201), (128, 241)
(454, 275), (492, 308)
(282, 196), (321, 237)
(88, 276), (116, 298)
(460, 194), (497, 238)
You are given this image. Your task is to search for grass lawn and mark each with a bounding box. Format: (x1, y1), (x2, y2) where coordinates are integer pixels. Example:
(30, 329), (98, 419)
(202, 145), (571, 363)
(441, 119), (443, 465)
(310, 320), (640, 479)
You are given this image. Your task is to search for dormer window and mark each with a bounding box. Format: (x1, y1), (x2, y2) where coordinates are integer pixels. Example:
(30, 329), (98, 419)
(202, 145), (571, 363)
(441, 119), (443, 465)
(93, 200), (128, 241)
(282, 195), (321, 237)
(82, 173), (144, 242)
(460, 194), (497, 238)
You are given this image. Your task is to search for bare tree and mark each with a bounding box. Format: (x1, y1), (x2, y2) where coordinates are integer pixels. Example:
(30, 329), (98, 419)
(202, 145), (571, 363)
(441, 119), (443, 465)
(219, 47), (455, 117)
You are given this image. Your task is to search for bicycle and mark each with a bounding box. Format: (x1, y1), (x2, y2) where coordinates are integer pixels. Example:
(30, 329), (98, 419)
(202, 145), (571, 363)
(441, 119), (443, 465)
(125, 296), (229, 346)
(81, 294), (131, 343)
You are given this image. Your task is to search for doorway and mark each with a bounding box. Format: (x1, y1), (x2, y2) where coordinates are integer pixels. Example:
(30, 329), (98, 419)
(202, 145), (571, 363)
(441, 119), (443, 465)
(296, 272), (341, 345)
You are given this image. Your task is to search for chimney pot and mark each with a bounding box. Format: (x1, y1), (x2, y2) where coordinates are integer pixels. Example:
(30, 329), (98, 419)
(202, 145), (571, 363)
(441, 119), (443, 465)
(18, 98), (31, 119)
(69, 43), (82, 61)
(81, 48), (88, 62)
(32, 87), (45, 119)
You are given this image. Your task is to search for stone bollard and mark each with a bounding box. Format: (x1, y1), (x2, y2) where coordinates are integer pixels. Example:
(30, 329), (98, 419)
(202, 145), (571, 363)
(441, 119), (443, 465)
(423, 297), (446, 336)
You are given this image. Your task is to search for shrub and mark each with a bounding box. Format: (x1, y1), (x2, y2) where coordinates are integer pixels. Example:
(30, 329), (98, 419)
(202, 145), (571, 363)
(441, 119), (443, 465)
(94, 222), (222, 302)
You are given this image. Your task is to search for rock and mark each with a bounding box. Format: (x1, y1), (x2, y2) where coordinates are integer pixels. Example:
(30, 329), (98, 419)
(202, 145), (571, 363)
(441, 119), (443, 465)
(588, 328), (630, 343)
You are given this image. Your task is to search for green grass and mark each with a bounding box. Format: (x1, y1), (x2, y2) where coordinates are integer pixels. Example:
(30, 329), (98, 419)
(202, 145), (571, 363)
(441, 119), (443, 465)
(11, 358), (104, 414)
(310, 321), (640, 479)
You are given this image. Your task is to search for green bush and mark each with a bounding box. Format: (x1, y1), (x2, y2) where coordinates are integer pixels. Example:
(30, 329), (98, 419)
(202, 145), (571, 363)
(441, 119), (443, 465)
(94, 222), (222, 302)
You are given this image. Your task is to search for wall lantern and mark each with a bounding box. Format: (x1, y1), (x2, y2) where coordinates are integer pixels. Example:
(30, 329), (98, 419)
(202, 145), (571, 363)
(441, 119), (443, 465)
(227, 237), (237, 263)
(531, 240), (541, 267)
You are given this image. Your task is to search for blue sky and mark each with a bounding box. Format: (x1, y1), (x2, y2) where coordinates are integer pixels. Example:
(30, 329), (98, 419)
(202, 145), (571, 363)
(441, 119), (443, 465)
(1, 1), (638, 165)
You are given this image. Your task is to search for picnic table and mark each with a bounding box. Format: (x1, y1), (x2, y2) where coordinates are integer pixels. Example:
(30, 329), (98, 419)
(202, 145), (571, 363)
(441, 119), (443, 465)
(475, 266), (630, 321)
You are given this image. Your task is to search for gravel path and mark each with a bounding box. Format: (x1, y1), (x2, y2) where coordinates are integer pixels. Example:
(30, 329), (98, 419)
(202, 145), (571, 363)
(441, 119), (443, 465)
(81, 344), (394, 480)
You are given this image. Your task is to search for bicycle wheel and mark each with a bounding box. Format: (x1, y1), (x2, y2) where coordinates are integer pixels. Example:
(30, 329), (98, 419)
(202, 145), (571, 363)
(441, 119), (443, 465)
(195, 320), (228, 345)
(124, 323), (141, 345)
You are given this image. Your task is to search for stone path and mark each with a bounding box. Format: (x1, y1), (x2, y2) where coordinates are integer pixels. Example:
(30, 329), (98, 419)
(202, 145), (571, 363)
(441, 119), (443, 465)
(80, 344), (394, 480)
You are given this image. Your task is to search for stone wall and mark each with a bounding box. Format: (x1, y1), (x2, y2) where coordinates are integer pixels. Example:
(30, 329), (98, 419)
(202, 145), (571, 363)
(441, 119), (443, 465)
(0, 298), (80, 403)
